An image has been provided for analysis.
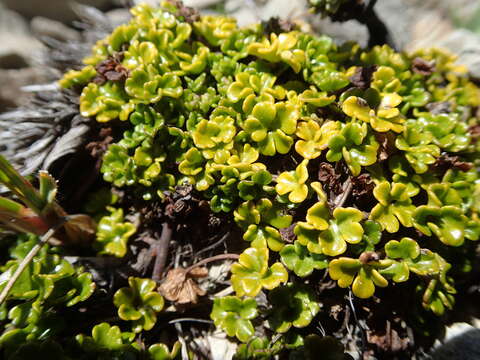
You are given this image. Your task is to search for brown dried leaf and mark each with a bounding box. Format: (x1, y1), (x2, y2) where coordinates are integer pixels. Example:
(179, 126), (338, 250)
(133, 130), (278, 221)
(351, 173), (374, 198)
(85, 127), (113, 159)
(375, 132), (396, 162)
(469, 124), (480, 142)
(263, 17), (296, 35)
(63, 213), (97, 245)
(167, 0), (200, 23)
(279, 223), (296, 243)
(159, 267), (207, 305)
(318, 162), (342, 194)
(189, 266), (209, 278)
(349, 65), (377, 89)
(359, 251), (381, 265)
(426, 101), (451, 115)
(93, 56), (128, 85)
(433, 154), (473, 173)
(367, 322), (410, 353)
(411, 57), (436, 76)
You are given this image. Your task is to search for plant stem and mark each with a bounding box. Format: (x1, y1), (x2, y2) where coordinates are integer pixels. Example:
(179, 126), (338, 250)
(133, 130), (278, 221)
(0, 218), (67, 306)
(358, 1), (395, 48)
(185, 253), (240, 274)
(335, 177), (353, 208)
(321, 0), (395, 49)
(152, 221), (173, 282)
(168, 317), (214, 325)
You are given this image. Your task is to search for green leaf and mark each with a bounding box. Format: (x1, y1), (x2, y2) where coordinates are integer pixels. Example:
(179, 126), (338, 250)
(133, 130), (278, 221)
(211, 296), (258, 342)
(326, 122), (379, 176)
(275, 160), (309, 203)
(231, 246), (288, 297)
(413, 205), (475, 246)
(149, 342), (181, 360)
(96, 207), (136, 257)
(280, 241), (328, 277)
(370, 181), (415, 233)
(329, 257), (389, 298)
(92, 323), (124, 350)
(298, 206), (364, 257)
(385, 238), (420, 259)
(244, 101), (299, 155)
(268, 283), (320, 333)
(113, 277), (164, 332)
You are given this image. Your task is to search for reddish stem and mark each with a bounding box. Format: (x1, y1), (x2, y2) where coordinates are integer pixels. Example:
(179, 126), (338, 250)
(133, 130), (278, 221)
(185, 253), (240, 274)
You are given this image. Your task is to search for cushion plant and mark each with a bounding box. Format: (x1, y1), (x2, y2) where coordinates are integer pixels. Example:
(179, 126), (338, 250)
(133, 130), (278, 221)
(0, 0), (479, 358)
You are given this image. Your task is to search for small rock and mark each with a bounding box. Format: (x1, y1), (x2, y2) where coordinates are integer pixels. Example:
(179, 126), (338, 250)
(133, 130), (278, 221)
(0, 30), (42, 69)
(436, 29), (480, 79)
(0, 53), (29, 70)
(2, 0), (115, 23)
(105, 8), (131, 28)
(0, 5), (42, 69)
(259, 0), (307, 22)
(0, 67), (47, 112)
(206, 330), (237, 360)
(431, 328), (480, 360)
(31, 17), (81, 42)
(183, 0), (223, 8)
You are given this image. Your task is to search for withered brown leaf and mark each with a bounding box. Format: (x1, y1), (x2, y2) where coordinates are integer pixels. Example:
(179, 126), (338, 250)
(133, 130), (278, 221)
(433, 153), (473, 173)
(367, 325), (410, 353)
(426, 101), (451, 115)
(318, 162), (342, 195)
(375, 132), (396, 162)
(351, 173), (375, 198)
(469, 124), (480, 141)
(93, 55), (128, 85)
(412, 57), (436, 76)
(279, 223), (296, 243)
(263, 17), (296, 35)
(159, 267), (208, 305)
(349, 65), (377, 89)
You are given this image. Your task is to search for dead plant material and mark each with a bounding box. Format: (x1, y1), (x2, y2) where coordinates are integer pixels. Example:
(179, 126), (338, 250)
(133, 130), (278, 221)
(426, 101), (451, 115)
(375, 132), (396, 162)
(351, 173), (375, 199)
(469, 124), (480, 142)
(167, 0), (200, 23)
(318, 162), (342, 195)
(159, 267), (208, 305)
(158, 253), (239, 304)
(85, 127), (113, 159)
(334, 177), (353, 208)
(367, 320), (410, 353)
(263, 17), (296, 35)
(152, 222), (173, 282)
(411, 57), (436, 76)
(93, 55), (129, 85)
(433, 153), (473, 173)
(349, 65), (377, 89)
(279, 223), (296, 243)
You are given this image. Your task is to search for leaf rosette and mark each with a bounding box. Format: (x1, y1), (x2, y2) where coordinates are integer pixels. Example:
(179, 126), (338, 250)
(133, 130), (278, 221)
(113, 277), (164, 332)
(231, 246), (288, 297)
(210, 296), (258, 342)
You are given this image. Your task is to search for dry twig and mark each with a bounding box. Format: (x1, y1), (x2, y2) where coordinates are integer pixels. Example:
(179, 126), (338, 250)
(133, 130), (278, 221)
(152, 221), (173, 282)
(0, 218), (68, 306)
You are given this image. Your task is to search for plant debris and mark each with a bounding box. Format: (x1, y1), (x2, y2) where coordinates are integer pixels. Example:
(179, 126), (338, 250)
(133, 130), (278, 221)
(262, 17), (297, 35)
(349, 65), (377, 89)
(93, 55), (129, 84)
(432, 153), (473, 172)
(159, 267), (208, 305)
(411, 57), (436, 76)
